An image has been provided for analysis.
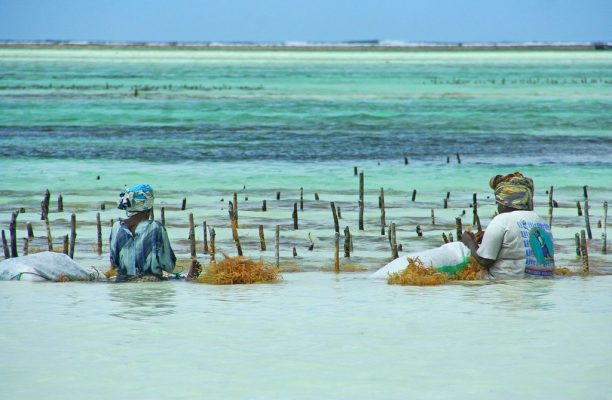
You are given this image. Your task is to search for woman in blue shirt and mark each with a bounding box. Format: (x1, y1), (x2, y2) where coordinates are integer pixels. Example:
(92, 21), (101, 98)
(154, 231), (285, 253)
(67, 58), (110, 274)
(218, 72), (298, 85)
(109, 184), (176, 282)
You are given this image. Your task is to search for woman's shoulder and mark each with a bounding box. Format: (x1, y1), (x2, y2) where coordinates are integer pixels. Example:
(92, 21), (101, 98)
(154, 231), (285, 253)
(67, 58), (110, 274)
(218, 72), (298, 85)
(141, 220), (166, 232)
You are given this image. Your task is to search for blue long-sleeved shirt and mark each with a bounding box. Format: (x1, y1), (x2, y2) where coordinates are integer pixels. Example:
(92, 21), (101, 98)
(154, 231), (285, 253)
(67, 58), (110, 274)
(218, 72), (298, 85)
(109, 220), (176, 278)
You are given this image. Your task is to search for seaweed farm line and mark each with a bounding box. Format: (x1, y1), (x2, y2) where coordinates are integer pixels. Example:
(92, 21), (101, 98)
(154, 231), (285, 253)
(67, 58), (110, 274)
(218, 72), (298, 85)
(1, 161), (609, 274)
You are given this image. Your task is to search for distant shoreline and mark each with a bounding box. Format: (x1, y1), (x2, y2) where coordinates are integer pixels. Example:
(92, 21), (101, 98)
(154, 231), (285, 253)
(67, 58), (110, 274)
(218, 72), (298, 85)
(0, 42), (610, 52)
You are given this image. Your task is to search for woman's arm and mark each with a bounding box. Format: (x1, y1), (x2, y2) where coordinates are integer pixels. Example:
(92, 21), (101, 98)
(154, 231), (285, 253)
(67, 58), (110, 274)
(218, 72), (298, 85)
(461, 232), (495, 270)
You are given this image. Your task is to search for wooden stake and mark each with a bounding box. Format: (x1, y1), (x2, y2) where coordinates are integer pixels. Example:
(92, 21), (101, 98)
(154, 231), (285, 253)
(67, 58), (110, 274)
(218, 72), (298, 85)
(22, 238), (28, 256)
(276, 191), (280, 200)
(416, 225), (423, 237)
(9, 211), (18, 258)
(26, 221), (34, 240)
(308, 232), (314, 251)
(584, 200), (592, 240)
(334, 232), (340, 273)
(444, 198), (448, 209)
(300, 187), (304, 211)
(359, 172), (364, 230)
(262, 200), (267, 212)
(100, 203), (106, 211)
(472, 193), (478, 225)
(446, 156), (450, 164)
(233, 192), (238, 223)
(209, 228), (216, 264)
(40, 200), (47, 221)
(575, 233), (581, 256)
(431, 209), (435, 225)
(354, 166), (358, 176)
(337, 206), (341, 219)
(45, 216), (53, 251)
(548, 186), (554, 207)
(583, 185), (589, 200)
(202, 221), (208, 254)
(455, 217), (462, 240)
(293, 247), (298, 257)
(456, 153), (461, 164)
(343, 226), (351, 257)
(63, 234), (69, 255)
(315, 193), (319, 201)
(580, 229), (589, 272)
(404, 157), (409, 165)
(96, 212), (102, 255)
(446, 191), (450, 199)
(228, 202), (242, 256)
(390, 223), (399, 259)
(161, 207), (166, 226)
(43, 189), (50, 214)
(258, 225), (266, 251)
(58, 193), (63, 212)
(69, 213), (76, 259)
(380, 187), (386, 236)
(449, 233), (454, 242)
(412, 189), (416, 202)
(330, 202), (339, 233)
(548, 186), (554, 227)
(576, 201), (582, 216)
(181, 197), (186, 211)
(1, 230), (9, 259)
(188, 213), (196, 259)
(275, 225), (280, 268)
(442, 232), (449, 244)
(292, 203), (299, 230)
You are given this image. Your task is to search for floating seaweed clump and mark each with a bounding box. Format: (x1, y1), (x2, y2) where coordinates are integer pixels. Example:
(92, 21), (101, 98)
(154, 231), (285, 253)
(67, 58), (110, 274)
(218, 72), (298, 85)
(387, 257), (448, 286)
(453, 257), (483, 281)
(196, 256), (281, 285)
(555, 267), (573, 276)
(105, 266), (117, 279)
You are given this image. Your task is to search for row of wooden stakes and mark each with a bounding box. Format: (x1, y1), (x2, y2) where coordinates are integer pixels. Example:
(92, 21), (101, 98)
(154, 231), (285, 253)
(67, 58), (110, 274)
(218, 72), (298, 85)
(1, 173), (608, 273)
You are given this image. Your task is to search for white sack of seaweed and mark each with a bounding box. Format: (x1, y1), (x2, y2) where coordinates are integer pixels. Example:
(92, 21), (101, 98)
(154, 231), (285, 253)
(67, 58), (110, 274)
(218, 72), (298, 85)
(370, 242), (471, 279)
(0, 252), (101, 281)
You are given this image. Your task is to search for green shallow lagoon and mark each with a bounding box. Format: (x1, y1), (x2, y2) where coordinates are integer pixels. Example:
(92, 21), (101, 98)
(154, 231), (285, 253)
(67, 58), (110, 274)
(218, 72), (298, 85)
(0, 48), (611, 398)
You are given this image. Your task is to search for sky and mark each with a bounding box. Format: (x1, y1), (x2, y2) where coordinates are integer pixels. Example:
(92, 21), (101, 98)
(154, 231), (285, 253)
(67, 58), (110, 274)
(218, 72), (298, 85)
(0, 0), (610, 43)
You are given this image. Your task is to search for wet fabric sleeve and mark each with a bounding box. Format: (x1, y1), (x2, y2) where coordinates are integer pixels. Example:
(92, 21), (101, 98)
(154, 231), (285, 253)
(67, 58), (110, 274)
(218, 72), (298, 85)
(477, 220), (505, 261)
(109, 222), (120, 268)
(157, 224), (176, 273)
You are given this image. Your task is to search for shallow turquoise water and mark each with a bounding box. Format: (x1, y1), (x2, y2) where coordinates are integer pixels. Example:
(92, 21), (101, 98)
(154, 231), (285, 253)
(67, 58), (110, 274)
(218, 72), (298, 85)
(0, 48), (611, 398)
(1, 274), (612, 399)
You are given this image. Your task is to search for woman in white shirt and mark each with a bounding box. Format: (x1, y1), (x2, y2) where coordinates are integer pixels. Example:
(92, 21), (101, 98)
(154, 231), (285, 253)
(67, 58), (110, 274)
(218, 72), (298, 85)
(461, 172), (555, 279)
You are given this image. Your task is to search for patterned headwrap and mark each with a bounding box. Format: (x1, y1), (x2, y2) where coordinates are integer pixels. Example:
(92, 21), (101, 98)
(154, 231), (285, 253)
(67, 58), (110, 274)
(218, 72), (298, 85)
(489, 172), (534, 211)
(118, 184), (155, 217)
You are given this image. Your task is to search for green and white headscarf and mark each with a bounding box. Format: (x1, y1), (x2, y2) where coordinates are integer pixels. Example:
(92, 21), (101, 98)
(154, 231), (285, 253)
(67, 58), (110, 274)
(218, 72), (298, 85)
(489, 172), (534, 211)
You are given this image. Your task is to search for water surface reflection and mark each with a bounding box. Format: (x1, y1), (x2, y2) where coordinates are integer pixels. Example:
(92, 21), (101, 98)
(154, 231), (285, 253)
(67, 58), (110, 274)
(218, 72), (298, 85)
(108, 282), (176, 321)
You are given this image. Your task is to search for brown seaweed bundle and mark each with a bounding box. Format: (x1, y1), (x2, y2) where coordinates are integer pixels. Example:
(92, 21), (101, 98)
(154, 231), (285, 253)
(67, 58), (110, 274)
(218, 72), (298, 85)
(105, 266), (117, 279)
(196, 256), (281, 285)
(387, 257), (448, 286)
(555, 267), (573, 276)
(453, 257), (483, 281)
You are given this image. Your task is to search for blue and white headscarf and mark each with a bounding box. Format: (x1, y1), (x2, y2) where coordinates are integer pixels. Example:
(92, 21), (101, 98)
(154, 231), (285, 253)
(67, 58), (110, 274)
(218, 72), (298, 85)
(118, 184), (155, 217)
